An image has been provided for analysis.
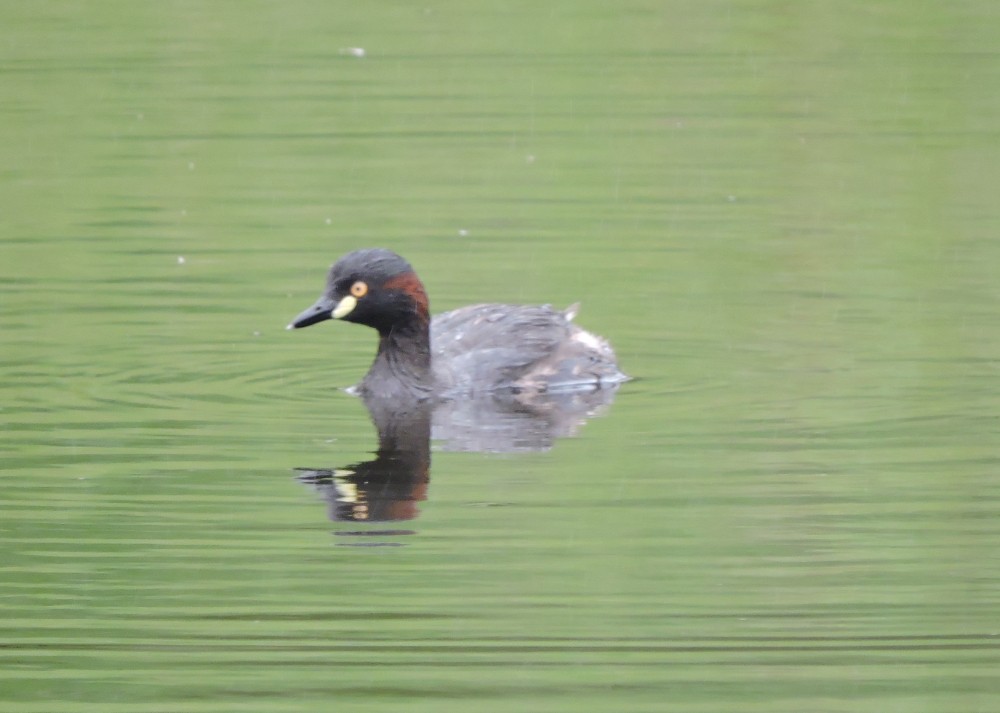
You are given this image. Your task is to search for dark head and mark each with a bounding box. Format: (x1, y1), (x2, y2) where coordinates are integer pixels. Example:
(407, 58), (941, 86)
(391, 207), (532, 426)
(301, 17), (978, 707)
(287, 248), (430, 336)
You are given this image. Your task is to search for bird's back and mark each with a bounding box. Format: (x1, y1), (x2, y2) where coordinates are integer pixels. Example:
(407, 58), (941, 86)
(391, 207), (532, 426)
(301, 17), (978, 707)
(430, 303), (626, 395)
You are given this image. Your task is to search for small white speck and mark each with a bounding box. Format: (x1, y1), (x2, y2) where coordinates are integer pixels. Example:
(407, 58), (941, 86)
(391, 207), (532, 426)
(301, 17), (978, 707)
(252, 330), (262, 337)
(727, 195), (737, 202)
(572, 330), (604, 350)
(188, 162), (196, 170)
(177, 256), (186, 264)
(325, 217), (332, 225)
(458, 228), (469, 237)
(526, 154), (536, 164)
(340, 47), (366, 57)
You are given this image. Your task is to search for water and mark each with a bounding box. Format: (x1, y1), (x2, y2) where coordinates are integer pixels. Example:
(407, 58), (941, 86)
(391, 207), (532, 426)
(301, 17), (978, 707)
(3, 2), (1000, 711)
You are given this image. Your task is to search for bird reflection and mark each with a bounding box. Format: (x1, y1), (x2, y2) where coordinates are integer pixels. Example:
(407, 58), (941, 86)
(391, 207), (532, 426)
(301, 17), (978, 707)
(295, 397), (431, 524)
(295, 385), (622, 525)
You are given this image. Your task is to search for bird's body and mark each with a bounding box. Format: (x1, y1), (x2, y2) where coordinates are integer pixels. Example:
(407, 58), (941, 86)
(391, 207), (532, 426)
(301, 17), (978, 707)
(288, 248), (627, 401)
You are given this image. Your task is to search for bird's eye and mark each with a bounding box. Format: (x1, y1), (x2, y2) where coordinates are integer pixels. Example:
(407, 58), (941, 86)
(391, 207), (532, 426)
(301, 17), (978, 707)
(350, 281), (368, 298)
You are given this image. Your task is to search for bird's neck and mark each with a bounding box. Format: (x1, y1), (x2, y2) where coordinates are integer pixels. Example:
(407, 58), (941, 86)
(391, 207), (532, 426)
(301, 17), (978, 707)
(360, 321), (434, 399)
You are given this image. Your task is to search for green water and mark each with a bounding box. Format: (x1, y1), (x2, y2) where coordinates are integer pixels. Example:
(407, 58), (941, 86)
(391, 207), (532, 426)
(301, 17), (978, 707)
(3, 2), (1000, 711)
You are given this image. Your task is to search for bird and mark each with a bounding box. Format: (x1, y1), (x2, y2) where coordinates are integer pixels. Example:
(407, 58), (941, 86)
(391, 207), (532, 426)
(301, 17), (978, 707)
(287, 248), (627, 402)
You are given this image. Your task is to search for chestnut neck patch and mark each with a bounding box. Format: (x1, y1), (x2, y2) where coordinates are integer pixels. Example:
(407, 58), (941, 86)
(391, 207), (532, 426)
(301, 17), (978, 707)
(383, 270), (430, 320)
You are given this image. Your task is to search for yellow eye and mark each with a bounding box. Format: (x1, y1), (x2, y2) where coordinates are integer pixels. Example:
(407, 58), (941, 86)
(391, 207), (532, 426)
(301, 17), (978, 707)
(350, 281), (368, 298)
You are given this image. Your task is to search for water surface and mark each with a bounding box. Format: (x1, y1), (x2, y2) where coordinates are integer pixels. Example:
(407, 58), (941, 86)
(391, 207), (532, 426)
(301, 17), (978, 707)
(3, 2), (1000, 711)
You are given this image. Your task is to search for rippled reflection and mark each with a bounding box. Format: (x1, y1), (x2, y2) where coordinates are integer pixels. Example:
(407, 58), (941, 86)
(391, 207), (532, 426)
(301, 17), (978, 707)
(295, 383), (623, 524)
